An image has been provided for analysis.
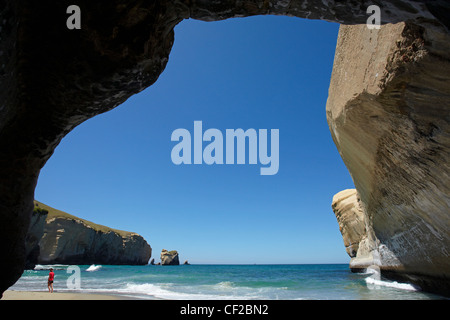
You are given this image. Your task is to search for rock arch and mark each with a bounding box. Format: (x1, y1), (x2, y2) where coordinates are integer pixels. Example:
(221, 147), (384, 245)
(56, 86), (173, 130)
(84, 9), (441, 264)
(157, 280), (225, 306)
(0, 1), (449, 296)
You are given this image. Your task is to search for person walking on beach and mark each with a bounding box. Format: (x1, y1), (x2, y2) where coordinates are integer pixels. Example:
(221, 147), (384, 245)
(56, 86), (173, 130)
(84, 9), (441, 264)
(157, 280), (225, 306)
(48, 268), (54, 293)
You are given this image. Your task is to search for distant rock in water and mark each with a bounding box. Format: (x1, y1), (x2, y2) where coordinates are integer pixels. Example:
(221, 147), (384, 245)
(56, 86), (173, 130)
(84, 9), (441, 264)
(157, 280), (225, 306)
(25, 201), (151, 267)
(150, 258), (155, 265)
(183, 260), (190, 265)
(161, 249), (180, 265)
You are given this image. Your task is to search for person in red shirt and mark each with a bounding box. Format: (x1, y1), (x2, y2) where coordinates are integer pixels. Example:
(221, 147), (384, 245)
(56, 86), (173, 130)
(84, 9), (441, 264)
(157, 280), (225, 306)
(48, 268), (54, 293)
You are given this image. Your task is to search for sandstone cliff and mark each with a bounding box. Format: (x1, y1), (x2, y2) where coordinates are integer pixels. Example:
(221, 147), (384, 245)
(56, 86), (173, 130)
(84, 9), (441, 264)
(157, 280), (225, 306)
(327, 22), (450, 295)
(332, 189), (367, 259)
(26, 201), (151, 266)
(332, 189), (379, 270)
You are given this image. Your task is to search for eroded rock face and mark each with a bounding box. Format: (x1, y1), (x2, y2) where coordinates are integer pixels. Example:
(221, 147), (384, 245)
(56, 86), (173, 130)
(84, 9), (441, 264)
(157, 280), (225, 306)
(38, 218), (151, 265)
(25, 208), (49, 269)
(332, 189), (366, 258)
(327, 21), (450, 295)
(25, 202), (151, 266)
(0, 0), (449, 296)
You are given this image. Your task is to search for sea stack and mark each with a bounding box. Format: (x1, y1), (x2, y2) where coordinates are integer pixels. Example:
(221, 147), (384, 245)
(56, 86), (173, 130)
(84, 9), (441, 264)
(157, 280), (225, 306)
(161, 249), (180, 265)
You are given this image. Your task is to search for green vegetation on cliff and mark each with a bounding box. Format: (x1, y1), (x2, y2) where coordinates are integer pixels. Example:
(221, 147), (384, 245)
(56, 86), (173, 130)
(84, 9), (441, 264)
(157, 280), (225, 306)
(32, 206), (48, 216)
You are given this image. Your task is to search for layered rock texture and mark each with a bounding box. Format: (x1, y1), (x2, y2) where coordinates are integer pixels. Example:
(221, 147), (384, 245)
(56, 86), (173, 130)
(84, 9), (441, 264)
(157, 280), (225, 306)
(327, 21), (450, 295)
(0, 0), (449, 297)
(332, 189), (380, 272)
(160, 249), (180, 265)
(332, 189), (367, 259)
(26, 202), (151, 267)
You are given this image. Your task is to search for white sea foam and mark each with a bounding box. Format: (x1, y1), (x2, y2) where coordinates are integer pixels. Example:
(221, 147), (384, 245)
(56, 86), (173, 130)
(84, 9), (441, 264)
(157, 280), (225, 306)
(363, 264), (420, 291)
(115, 282), (281, 300)
(34, 264), (68, 270)
(121, 283), (230, 300)
(214, 281), (235, 290)
(86, 264), (102, 272)
(364, 265), (381, 276)
(365, 275), (420, 291)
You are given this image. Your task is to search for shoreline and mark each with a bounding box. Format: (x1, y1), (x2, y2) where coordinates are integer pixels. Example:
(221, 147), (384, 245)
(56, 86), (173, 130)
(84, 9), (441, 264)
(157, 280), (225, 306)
(1, 290), (145, 300)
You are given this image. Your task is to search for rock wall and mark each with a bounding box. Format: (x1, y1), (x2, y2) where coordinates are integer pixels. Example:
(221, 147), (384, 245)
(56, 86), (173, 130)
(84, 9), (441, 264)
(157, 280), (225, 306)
(0, 0), (449, 296)
(26, 202), (151, 266)
(327, 21), (450, 295)
(332, 189), (381, 271)
(25, 207), (49, 269)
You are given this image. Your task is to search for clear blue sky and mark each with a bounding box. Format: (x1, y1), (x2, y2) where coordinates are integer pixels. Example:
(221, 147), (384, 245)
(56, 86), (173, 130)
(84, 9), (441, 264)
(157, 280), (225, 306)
(35, 16), (354, 264)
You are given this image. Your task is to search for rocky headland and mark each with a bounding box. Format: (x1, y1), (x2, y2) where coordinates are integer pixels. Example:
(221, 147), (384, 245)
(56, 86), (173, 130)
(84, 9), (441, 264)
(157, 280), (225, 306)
(26, 201), (151, 267)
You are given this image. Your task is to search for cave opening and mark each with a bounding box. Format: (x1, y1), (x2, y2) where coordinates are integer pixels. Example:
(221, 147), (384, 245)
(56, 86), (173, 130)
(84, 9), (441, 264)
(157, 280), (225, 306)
(34, 16), (354, 265)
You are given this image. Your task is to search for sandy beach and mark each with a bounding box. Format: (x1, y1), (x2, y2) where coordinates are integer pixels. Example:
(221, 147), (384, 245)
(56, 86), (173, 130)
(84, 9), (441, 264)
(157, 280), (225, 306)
(1, 290), (130, 300)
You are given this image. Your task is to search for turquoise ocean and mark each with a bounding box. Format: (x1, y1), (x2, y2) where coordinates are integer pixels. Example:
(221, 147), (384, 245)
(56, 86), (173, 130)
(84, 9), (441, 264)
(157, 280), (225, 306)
(9, 264), (444, 300)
